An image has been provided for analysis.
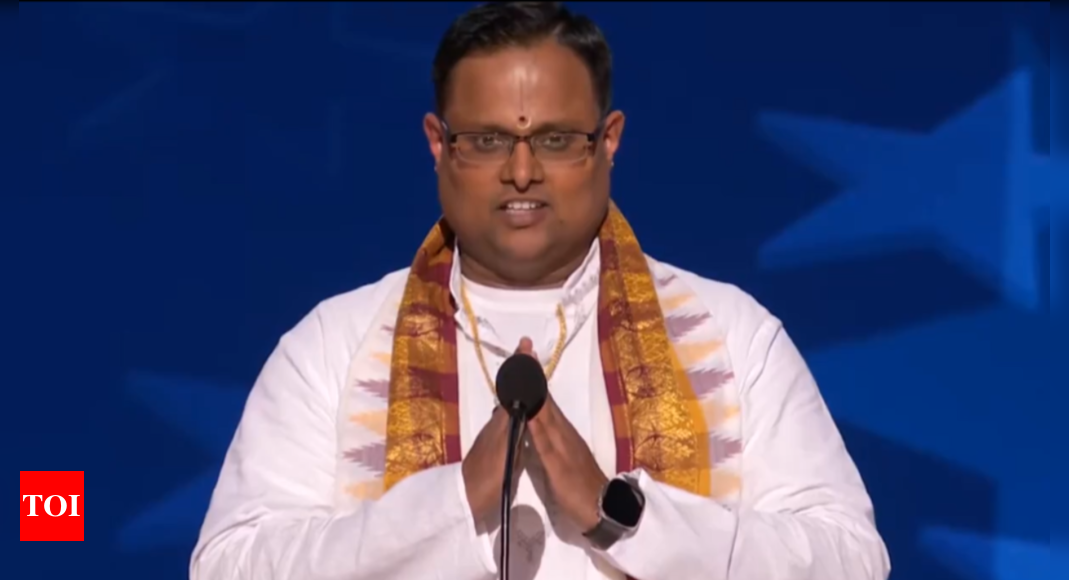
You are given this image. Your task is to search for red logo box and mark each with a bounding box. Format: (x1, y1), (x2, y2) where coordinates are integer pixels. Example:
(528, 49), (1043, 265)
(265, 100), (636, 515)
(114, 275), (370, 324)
(20, 471), (84, 541)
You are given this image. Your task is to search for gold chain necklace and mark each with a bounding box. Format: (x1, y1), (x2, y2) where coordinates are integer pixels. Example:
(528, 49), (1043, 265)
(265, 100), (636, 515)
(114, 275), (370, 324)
(458, 279), (568, 397)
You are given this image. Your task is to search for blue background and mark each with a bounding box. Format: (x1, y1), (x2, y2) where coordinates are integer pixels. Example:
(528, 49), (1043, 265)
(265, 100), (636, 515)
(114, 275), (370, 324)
(12, 2), (1058, 579)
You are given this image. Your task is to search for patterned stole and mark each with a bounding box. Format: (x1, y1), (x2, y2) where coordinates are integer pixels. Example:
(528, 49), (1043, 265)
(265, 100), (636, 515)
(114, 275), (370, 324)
(336, 203), (743, 566)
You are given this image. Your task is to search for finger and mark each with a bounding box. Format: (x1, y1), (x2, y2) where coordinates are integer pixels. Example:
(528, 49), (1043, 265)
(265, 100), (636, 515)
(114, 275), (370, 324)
(526, 415), (550, 452)
(530, 394), (557, 426)
(491, 406), (510, 425)
(514, 337), (535, 357)
(529, 434), (557, 467)
(489, 406), (511, 430)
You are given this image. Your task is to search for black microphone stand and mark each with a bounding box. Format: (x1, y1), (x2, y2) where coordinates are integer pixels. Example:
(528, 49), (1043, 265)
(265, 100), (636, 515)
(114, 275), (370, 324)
(499, 401), (527, 580)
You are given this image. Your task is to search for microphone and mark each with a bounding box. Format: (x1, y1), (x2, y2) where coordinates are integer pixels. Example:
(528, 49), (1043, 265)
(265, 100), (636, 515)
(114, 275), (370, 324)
(494, 354), (548, 580)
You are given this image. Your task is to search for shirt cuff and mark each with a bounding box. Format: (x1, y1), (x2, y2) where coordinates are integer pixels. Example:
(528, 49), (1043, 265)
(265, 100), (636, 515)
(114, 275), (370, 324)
(453, 463), (498, 575)
(599, 469), (737, 579)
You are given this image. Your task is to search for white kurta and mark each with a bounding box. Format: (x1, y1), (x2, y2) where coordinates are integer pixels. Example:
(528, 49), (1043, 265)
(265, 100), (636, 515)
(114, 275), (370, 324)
(190, 244), (890, 580)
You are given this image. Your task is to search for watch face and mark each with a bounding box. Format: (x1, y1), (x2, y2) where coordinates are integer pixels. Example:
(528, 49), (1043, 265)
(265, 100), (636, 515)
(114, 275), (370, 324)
(602, 479), (642, 527)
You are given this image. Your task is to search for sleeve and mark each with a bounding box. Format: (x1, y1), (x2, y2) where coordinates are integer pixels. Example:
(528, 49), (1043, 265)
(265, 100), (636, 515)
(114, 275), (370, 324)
(597, 317), (891, 580)
(188, 305), (496, 580)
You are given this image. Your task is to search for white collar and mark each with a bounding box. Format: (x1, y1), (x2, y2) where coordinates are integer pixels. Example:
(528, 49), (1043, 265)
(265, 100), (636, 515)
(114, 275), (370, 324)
(447, 239), (602, 360)
(447, 238), (601, 310)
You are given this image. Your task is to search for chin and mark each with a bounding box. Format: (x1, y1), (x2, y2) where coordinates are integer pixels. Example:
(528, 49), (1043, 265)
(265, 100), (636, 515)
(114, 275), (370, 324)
(496, 229), (552, 259)
(501, 243), (551, 264)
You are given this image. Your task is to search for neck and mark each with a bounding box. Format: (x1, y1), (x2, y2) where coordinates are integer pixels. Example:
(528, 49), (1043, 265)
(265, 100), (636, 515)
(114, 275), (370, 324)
(459, 248), (590, 290)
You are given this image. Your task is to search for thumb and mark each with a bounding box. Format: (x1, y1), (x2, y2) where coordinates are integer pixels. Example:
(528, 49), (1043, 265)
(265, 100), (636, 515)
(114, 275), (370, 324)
(514, 337), (537, 358)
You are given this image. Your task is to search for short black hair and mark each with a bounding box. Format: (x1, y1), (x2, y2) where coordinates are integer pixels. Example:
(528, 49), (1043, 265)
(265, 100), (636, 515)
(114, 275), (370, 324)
(432, 2), (613, 117)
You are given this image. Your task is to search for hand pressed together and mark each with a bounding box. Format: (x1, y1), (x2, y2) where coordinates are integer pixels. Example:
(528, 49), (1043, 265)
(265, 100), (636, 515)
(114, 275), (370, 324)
(462, 337), (609, 532)
(526, 390), (608, 532)
(460, 406), (513, 521)
(460, 340), (531, 521)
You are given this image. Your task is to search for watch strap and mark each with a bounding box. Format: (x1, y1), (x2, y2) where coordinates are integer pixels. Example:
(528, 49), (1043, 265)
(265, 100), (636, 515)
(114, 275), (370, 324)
(583, 516), (627, 551)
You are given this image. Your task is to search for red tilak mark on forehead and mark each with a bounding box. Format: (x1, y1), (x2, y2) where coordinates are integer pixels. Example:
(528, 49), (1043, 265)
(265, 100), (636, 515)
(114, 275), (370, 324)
(515, 67), (531, 129)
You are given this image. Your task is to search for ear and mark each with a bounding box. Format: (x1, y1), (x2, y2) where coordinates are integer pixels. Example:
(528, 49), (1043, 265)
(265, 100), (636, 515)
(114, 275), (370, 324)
(600, 110), (625, 165)
(423, 113), (445, 168)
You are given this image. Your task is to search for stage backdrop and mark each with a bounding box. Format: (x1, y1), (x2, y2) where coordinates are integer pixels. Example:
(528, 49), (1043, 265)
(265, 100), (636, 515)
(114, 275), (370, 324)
(13, 2), (1056, 579)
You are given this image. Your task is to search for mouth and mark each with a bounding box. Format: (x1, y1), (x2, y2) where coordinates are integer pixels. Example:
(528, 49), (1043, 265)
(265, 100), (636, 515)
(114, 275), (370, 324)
(496, 199), (550, 228)
(498, 200), (549, 213)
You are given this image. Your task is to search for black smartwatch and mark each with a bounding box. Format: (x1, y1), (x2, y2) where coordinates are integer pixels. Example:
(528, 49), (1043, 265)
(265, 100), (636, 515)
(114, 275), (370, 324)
(582, 474), (646, 550)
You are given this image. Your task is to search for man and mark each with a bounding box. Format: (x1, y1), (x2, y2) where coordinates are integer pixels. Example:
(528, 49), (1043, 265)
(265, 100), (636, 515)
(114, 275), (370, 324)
(190, 3), (890, 579)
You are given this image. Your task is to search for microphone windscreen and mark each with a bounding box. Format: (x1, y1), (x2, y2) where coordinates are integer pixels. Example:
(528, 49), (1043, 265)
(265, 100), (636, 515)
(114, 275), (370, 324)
(495, 354), (548, 418)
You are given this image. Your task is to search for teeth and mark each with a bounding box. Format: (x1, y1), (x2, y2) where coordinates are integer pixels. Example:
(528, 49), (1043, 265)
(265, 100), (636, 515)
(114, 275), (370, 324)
(505, 201), (542, 210)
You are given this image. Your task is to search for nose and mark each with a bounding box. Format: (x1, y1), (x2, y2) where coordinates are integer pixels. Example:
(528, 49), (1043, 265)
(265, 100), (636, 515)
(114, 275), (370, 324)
(500, 141), (544, 190)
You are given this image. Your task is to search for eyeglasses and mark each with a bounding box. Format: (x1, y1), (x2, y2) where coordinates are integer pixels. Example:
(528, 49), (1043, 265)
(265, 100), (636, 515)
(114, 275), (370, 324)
(441, 120), (601, 165)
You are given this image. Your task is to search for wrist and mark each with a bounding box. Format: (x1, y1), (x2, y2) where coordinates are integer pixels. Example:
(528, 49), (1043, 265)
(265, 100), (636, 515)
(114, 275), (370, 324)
(460, 458), (489, 520)
(575, 472), (609, 531)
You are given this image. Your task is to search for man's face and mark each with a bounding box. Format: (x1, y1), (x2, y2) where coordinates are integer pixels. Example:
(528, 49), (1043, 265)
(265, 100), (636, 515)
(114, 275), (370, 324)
(424, 40), (624, 286)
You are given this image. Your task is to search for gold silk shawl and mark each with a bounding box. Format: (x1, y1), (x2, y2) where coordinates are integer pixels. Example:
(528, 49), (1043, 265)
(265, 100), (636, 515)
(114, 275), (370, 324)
(379, 203), (738, 496)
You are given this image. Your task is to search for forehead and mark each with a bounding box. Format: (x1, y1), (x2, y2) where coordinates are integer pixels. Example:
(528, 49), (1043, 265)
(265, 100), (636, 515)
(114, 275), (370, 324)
(444, 41), (599, 128)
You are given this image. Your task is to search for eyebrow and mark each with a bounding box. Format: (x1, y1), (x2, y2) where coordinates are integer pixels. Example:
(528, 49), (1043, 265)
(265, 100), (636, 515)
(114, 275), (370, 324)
(458, 120), (590, 134)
